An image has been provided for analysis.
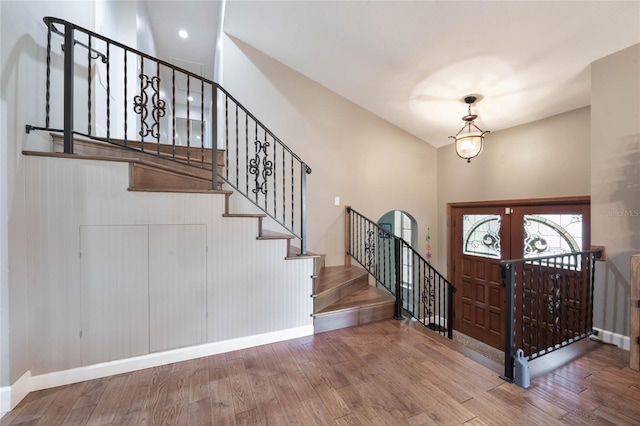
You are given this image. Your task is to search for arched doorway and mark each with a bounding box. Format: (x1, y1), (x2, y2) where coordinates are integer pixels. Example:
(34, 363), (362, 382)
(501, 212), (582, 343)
(378, 210), (418, 292)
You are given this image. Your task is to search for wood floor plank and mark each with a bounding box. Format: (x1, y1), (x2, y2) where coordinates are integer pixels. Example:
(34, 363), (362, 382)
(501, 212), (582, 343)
(270, 372), (314, 425)
(302, 396), (336, 425)
(5, 318), (640, 426)
(85, 374), (130, 425)
(109, 410), (140, 426)
(209, 378), (235, 426)
(184, 398), (211, 426)
(228, 371), (256, 415)
(28, 382), (87, 426)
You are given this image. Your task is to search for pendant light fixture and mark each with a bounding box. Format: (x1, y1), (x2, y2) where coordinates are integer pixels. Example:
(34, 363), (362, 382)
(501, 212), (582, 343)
(449, 95), (489, 163)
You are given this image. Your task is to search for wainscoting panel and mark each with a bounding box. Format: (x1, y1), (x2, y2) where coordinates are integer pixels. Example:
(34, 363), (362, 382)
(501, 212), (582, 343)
(80, 225), (150, 366)
(149, 224), (207, 352)
(24, 155), (313, 377)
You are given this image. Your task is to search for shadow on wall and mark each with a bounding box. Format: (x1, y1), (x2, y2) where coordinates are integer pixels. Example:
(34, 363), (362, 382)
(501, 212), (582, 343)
(598, 133), (640, 335)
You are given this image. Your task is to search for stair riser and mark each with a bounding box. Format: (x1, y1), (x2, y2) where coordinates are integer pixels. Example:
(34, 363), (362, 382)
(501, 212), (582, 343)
(314, 275), (368, 313)
(131, 164), (213, 190)
(52, 136), (221, 181)
(314, 302), (395, 334)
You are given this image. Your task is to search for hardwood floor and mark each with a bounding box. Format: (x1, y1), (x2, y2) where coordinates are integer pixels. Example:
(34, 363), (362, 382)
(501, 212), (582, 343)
(3, 319), (639, 425)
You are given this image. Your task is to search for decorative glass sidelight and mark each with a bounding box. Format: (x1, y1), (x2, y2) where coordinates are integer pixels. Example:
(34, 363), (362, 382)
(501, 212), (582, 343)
(463, 214), (502, 259)
(523, 214), (582, 258)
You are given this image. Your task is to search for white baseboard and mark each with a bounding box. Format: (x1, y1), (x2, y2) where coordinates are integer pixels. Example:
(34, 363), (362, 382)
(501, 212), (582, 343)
(1, 325), (313, 417)
(592, 327), (630, 350)
(0, 370), (30, 418)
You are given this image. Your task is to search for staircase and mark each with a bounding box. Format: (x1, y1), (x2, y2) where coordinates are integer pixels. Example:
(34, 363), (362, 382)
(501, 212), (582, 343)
(36, 135), (396, 334)
(312, 265), (396, 333)
(28, 16), (400, 339)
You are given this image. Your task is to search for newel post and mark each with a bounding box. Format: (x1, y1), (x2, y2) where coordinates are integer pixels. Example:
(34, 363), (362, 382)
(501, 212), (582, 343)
(394, 237), (403, 319)
(344, 206), (352, 266)
(63, 22), (74, 153)
(211, 85), (219, 190)
(500, 262), (516, 382)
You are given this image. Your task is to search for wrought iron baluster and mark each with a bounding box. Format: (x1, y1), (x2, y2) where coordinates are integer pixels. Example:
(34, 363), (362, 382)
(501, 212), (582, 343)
(225, 95), (229, 180)
(264, 129), (268, 211)
(186, 75), (190, 163)
(106, 42), (110, 140)
(235, 104), (239, 187)
(155, 61), (160, 152)
(139, 57), (144, 147)
(123, 51), (127, 145)
(200, 80), (204, 168)
(290, 156), (294, 231)
(282, 144), (285, 225)
(172, 69), (176, 159)
(88, 34), (92, 135)
(245, 113), (248, 194)
(46, 22), (51, 128)
(273, 138), (276, 220)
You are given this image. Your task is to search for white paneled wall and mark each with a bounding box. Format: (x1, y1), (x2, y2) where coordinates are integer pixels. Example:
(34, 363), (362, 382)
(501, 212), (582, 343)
(149, 224), (207, 352)
(80, 225), (150, 365)
(24, 156), (314, 376)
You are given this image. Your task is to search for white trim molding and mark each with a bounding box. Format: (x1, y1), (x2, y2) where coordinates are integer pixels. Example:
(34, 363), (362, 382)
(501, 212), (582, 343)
(1, 325), (313, 417)
(0, 370), (31, 418)
(592, 327), (630, 350)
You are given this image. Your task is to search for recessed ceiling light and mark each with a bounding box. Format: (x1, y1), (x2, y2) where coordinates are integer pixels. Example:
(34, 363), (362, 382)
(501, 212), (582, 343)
(187, 96), (194, 102)
(178, 30), (189, 39)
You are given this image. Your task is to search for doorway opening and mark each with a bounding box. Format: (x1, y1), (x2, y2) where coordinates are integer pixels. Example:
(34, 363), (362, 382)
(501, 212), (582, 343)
(378, 210), (417, 291)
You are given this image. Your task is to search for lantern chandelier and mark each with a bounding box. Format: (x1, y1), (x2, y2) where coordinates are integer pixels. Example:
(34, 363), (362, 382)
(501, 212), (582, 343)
(449, 95), (490, 163)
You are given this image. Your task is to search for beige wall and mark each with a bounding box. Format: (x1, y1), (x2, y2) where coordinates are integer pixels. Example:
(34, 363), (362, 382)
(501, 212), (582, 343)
(591, 44), (640, 337)
(436, 107), (591, 273)
(222, 36), (439, 266)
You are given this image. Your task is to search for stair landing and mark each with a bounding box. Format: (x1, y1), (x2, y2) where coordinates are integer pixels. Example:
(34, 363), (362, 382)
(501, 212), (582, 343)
(313, 265), (395, 333)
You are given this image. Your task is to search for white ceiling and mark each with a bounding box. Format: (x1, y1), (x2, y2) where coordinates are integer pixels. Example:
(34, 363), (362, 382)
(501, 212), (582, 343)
(146, 0), (640, 148)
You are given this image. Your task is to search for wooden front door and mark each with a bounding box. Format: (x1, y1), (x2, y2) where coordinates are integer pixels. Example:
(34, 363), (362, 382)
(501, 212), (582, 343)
(450, 198), (590, 350)
(452, 207), (511, 349)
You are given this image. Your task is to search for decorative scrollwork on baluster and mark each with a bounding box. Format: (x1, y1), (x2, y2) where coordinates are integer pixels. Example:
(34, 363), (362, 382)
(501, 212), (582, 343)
(249, 140), (273, 195)
(422, 274), (435, 321)
(133, 74), (166, 139)
(547, 273), (562, 333)
(364, 230), (376, 273)
(249, 140), (274, 195)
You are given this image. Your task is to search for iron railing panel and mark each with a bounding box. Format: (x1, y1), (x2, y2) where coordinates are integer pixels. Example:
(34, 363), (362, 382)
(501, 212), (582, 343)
(346, 207), (456, 338)
(500, 249), (602, 382)
(26, 16), (311, 254)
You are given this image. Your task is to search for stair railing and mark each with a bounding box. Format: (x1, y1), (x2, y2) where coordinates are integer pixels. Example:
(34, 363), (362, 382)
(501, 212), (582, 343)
(25, 16), (311, 254)
(345, 207), (456, 338)
(500, 249), (603, 382)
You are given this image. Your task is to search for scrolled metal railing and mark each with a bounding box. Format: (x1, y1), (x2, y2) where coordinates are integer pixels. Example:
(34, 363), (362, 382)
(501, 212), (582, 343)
(500, 249), (602, 382)
(345, 207), (456, 339)
(25, 16), (311, 254)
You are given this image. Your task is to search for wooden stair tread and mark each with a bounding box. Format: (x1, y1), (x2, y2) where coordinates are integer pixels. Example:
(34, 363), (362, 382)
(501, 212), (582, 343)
(314, 285), (395, 316)
(23, 150), (138, 163)
(285, 246), (322, 260)
(223, 213), (267, 218)
(258, 230), (295, 240)
(50, 134), (217, 181)
(128, 188), (232, 194)
(315, 265), (368, 295)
